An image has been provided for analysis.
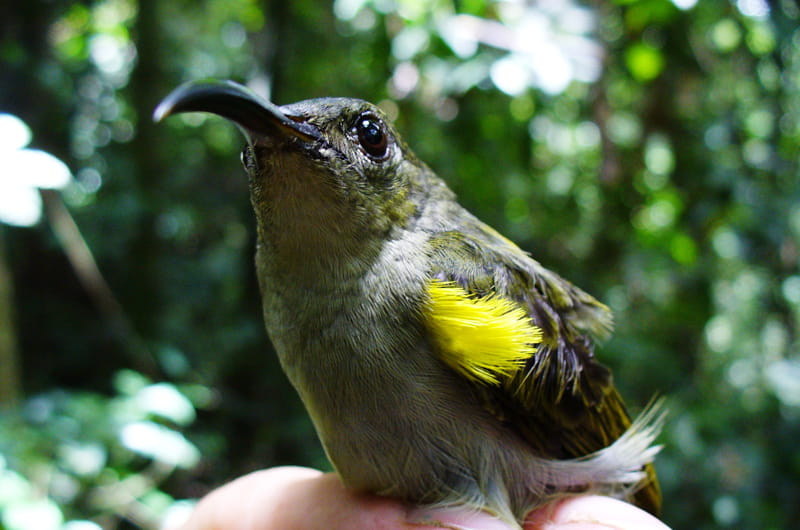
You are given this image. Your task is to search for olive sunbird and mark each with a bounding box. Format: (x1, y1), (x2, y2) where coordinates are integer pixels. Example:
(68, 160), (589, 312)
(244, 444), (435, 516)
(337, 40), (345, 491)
(155, 80), (664, 528)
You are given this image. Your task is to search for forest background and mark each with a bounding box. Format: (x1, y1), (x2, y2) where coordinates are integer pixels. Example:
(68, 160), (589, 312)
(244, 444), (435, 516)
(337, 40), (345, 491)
(1, 0), (799, 528)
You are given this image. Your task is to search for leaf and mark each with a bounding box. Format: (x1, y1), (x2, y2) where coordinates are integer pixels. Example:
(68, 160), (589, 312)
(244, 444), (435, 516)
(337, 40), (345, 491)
(625, 42), (664, 82)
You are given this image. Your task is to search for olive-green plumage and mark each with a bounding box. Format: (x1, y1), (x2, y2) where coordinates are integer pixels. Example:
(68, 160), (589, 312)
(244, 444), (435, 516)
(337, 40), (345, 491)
(155, 80), (663, 528)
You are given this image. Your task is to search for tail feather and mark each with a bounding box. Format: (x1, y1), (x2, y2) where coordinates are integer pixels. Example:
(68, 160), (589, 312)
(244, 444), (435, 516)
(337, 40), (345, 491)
(530, 398), (666, 510)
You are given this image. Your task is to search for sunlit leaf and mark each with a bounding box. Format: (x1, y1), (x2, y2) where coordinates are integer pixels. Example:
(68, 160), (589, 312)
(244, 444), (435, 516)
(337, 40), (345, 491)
(711, 19), (741, 52)
(765, 359), (800, 407)
(0, 182), (41, 226)
(670, 232), (698, 265)
(670, 0), (698, 9)
(2, 498), (63, 530)
(623, 0), (677, 30)
(135, 383), (196, 425)
(0, 468), (33, 505)
(113, 370), (150, 397)
(490, 56), (531, 96)
(119, 421), (200, 469)
(644, 133), (674, 177)
(735, 0), (770, 18)
(3, 149), (72, 189)
(58, 443), (107, 477)
(0, 114), (31, 150)
(159, 500), (197, 530)
(624, 42), (664, 82)
(746, 21), (776, 55)
(62, 521), (103, 530)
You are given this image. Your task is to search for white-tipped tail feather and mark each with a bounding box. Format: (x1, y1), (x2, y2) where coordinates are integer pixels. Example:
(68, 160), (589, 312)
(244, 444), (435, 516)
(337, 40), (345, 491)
(538, 398), (666, 490)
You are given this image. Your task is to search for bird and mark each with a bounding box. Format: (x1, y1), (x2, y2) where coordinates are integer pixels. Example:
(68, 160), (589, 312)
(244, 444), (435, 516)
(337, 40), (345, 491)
(155, 80), (664, 528)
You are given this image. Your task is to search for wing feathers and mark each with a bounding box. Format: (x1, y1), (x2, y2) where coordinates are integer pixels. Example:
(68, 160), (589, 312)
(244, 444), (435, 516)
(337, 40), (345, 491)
(422, 229), (662, 514)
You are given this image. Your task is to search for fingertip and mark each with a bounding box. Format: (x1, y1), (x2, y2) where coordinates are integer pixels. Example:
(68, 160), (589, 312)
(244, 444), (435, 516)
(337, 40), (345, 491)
(248, 465), (325, 484)
(175, 467), (325, 530)
(525, 496), (671, 530)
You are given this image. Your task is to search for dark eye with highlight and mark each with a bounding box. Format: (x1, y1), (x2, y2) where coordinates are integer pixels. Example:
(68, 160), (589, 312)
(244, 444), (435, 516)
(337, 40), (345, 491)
(354, 114), (389, 159)
(241, 145), (258, 173)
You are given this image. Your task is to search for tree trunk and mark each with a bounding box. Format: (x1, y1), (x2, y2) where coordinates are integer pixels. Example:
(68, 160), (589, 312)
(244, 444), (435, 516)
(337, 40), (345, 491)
(0, 229), (21, 405)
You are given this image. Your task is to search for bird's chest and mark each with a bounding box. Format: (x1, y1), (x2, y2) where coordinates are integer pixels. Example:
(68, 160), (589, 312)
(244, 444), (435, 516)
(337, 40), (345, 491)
(256, 234), (467, 481)
(259, 234), (434, 408)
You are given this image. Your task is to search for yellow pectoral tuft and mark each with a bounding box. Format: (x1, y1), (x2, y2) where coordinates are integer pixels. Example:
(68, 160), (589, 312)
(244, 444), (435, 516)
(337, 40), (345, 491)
(423, 279), (542, 386)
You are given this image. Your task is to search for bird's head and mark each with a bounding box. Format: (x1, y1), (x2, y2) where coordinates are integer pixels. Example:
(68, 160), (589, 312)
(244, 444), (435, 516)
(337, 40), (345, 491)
(155, 80), (430, 280)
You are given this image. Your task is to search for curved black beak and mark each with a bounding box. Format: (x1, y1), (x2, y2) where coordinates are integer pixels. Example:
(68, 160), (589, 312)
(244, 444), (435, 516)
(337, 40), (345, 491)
(153, 80), (321, 143)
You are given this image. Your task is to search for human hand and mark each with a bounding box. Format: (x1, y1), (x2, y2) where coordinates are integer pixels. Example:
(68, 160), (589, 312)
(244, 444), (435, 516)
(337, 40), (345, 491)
(175, 466), (670, 530)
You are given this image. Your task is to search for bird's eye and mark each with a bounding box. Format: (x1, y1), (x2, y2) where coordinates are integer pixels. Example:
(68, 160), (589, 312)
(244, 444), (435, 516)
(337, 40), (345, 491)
(241, 145), (258, 173)
(354, 114), (389, 160)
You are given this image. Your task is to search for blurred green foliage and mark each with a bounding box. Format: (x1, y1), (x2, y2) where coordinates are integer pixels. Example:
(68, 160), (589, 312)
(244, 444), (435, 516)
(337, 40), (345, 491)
(1, 0), (798, 528)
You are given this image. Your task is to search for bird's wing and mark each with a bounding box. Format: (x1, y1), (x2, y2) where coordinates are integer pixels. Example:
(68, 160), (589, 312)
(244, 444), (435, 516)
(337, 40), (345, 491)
(422, 227), (662, 513)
